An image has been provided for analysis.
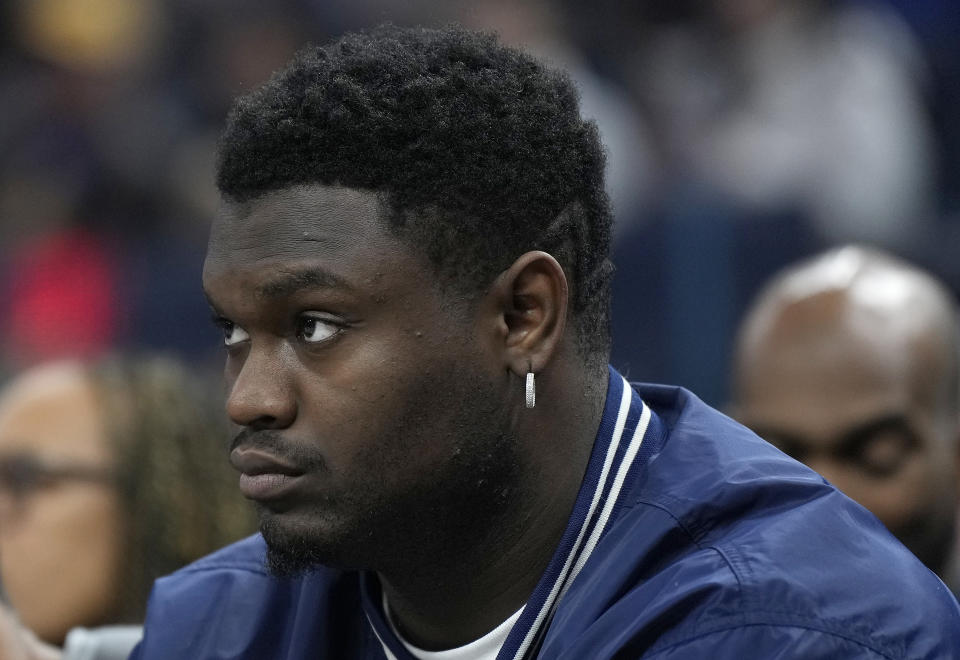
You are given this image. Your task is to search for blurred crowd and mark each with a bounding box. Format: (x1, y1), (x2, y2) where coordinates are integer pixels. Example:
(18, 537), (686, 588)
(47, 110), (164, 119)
(0, 0), (958, 404)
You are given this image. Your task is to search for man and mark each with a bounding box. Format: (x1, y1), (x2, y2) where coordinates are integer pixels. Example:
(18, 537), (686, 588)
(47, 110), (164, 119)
(131, 27), (958, 658)
(731, 245), (960, 594)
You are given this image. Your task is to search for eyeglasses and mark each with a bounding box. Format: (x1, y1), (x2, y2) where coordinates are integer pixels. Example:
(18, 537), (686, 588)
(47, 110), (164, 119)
(0, 453), (114, 503)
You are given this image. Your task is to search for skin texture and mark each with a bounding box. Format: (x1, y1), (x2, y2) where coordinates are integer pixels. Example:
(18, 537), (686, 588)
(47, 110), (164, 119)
(203, 184), (606, 649)
(0, 363), (122, 646)
(732, 246), (960, 582)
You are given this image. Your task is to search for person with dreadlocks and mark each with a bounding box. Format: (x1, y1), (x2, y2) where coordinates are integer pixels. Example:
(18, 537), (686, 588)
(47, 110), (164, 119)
(0, 355), (256, 657)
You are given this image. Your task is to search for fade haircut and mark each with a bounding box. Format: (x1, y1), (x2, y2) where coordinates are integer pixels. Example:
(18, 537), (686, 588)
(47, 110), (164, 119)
(216, 24), (614, 362)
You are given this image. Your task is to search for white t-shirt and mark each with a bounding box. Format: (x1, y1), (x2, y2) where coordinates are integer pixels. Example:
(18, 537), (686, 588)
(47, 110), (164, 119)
(62, 625), (143, 660)
(382, 593), (524, 660)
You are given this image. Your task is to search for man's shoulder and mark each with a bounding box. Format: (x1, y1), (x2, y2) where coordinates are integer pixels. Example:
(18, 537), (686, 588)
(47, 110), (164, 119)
(135, 535), (372, 659)
(171, 532), (270, 576)
(629, 381), (859, 528)
(552, 382), (960, 658)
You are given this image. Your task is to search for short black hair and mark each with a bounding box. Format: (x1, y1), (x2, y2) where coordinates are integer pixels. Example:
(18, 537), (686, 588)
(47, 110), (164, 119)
(217, 24), (613, 361)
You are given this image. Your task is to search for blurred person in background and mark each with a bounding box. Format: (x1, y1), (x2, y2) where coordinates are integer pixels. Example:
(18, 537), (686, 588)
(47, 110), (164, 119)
(731, 245), (960, 595)
(0, 354), (257, 651)
(602, 0), (937, 404)
(0, 0), (316, 376)
(622, 0), (933, 248)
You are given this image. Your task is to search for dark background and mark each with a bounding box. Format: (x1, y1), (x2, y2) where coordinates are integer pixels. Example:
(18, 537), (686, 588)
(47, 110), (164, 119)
(1, 0), (957, 407)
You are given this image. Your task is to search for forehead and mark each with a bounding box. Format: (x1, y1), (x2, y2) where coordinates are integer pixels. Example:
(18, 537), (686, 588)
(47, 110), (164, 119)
(736, 295), (915, 434)
(0, 364), (109, 463)
(204, 185), (414, 288)
(203, 184), (446, 316)
(207, 185), (389, 263)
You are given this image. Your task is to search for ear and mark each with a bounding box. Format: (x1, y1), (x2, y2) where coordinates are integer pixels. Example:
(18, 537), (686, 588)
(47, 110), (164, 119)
(485, 251), (568, 378)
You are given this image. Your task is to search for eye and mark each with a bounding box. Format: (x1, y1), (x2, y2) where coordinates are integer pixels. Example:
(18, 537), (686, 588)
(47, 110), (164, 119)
(853, 430), (912, 478)
(297, 314), (341, 344)
(837, 417), (918, 479)
(219, 319), (250, 347)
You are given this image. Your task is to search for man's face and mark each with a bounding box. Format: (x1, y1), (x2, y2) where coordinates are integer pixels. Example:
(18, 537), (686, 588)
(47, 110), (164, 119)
(734, 304), (959, 573)
(203, 185), (520, 574)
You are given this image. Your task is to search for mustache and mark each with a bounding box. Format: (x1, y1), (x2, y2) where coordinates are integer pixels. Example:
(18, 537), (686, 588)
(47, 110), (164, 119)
(229, 428), (326, 472)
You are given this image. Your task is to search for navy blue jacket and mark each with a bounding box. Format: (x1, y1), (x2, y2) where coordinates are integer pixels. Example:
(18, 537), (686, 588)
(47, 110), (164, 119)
(132, 369), (960, 658)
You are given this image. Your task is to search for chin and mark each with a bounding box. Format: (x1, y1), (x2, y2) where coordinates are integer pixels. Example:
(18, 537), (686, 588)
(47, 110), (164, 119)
(259, 507), (366, 576)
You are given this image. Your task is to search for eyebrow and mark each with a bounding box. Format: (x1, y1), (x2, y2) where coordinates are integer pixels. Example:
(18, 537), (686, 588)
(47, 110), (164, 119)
(256, 267), (351, 299)
(749, 412), (916, 457)
(833, 413), (917, 458)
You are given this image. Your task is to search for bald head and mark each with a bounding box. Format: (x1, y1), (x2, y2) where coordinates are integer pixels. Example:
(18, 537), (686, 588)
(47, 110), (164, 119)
(731, 245), (960, 578)
(735, 246), (960, 420)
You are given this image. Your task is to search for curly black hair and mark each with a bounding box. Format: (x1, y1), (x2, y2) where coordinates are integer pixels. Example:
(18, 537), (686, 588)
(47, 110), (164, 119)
(217, 24), (613, 362)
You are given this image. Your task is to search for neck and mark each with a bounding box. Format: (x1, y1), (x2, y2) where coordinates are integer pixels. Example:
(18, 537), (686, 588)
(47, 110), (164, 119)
(379, 366), (607, 650)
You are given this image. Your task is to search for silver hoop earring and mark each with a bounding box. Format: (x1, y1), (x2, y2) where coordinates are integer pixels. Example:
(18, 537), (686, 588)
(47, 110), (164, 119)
(525, 371), (536, 408)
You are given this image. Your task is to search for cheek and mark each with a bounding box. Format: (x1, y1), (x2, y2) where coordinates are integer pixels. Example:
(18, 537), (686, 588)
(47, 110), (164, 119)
(291, 307), (500, 486)
(296, 335), (435, 450)
(302, 355), (486, 487)
(300, 372), (441, 479)
(0, 485), (123, 642)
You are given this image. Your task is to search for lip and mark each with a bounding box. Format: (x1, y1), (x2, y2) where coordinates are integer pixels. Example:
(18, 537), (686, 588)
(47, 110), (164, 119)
(237, 472), (305, 500)
(230, 448), (306, 502)
(230, 448), (303, 476)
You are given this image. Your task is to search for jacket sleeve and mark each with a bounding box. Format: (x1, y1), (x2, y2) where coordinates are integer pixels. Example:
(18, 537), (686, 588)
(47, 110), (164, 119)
(128, 567), (283, 659)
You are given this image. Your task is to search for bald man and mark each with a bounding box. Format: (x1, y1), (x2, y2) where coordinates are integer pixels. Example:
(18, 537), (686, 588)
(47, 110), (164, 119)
(732, 245), (960, 593)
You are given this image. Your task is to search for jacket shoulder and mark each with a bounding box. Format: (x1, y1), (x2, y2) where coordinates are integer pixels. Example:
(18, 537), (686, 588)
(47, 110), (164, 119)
(562, 384), (960, 658)
(172, 533), (269, 575)
(134, 535), (371, 659)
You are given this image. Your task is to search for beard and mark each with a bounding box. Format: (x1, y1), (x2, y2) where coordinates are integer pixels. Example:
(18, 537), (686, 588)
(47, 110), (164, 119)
(259, 366), (523, 578)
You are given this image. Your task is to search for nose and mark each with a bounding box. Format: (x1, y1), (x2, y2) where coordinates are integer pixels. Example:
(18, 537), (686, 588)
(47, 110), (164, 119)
(226, 345), (297, 430)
